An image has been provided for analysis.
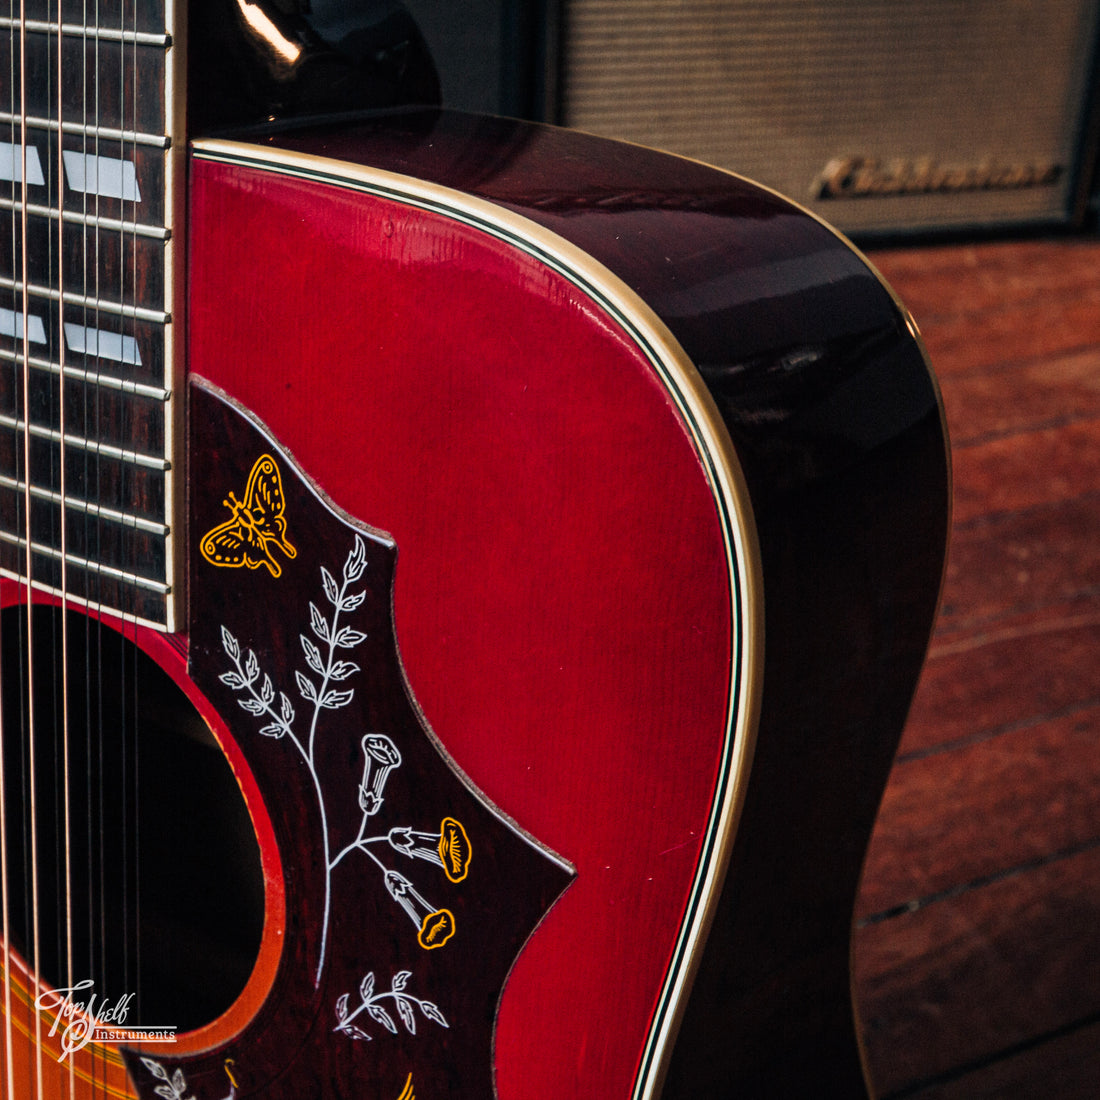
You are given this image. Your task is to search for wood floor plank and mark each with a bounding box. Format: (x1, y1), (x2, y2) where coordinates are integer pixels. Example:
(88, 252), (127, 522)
(939, 348), (1100, 447)
(854, 846), (1100, 1098)
(858, 703), (1100, 919)
(950, 421), (1100, 525)
(912, 291), (1100, 378)
(934, 494), (1100, 639)
(871, 241), (1100, 321)
(896, 1018), (1100, 1099)
(856, 237), (1100, 1100)
(900, 617), (1100, 756)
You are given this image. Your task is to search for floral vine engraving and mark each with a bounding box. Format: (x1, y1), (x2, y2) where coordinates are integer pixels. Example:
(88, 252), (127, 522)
(220, 536), (368, 982)
(333, 970), (448, 1042)
(218, 535), (471, 1003)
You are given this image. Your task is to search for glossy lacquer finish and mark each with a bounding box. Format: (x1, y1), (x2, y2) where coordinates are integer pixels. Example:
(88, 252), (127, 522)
(187, 111), (948, 1096)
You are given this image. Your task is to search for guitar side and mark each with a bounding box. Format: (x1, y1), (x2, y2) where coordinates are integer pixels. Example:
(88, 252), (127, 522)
(185, 111), (948, 1097)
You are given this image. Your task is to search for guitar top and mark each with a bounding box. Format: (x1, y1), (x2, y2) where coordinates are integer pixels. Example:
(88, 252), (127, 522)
(1, 6), (948, 1098)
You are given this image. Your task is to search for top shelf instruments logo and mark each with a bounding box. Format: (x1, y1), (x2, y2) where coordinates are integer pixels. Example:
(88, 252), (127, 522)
(35, 980), (177, 1063)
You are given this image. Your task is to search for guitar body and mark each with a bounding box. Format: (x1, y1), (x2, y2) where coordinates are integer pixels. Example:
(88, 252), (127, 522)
(0, 10), (948, 1092)
(178, 111), (944, 1096)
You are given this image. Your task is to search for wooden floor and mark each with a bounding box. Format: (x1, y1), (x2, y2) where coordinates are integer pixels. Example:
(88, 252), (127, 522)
(852, 236), (1100, 1098)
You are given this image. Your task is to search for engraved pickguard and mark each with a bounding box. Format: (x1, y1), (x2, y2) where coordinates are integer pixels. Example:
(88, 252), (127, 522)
(123, 380), (573, 1099)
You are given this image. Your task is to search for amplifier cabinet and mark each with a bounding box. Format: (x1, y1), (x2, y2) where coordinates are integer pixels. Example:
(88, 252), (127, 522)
(558, 0), (1100, 235)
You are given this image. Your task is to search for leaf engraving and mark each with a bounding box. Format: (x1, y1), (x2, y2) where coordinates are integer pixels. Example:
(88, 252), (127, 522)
(220, 627), (240, 661)
(345, 537), (367, 583)
(301, 635), (324, 675)
(367, 1003), (397, 1034)
(420, 1001), (448, 1028)
(141, 1058), (168, 1080)
(309, 601), (330, 642)
(322, 567), (339, 606)
(341, 589), (366, 612)
(334, 627), (368, 649)
(295, 670), (318, 703)
(321, 688), (355, 710)
(397, 997), (416, 1034)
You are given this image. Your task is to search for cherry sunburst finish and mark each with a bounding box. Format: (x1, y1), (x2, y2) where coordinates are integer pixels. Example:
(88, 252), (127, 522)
(1, 3), (949, 1098)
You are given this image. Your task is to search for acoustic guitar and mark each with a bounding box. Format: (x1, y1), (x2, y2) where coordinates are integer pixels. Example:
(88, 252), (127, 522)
(0, 2), (949, 1096)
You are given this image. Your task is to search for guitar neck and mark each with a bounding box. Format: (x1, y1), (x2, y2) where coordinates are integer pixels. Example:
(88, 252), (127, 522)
(0, 0), (183, 628)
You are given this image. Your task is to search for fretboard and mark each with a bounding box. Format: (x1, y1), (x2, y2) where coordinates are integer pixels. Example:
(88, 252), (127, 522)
(0, 0), (180, 629)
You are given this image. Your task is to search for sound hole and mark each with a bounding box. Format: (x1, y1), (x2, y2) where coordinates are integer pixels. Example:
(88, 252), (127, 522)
(0, 605), (265, 1033)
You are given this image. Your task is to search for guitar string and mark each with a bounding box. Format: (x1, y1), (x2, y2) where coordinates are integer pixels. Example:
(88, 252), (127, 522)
(124, 0), (139, 1043)
(79, 0), (95, 1088)
(117, 0), (132, 1064)
(0, 2), (15, 1091)
(90, 0), (103, 1086)
(54, 0), (77, 1094)
(18, 0), (50, 1094)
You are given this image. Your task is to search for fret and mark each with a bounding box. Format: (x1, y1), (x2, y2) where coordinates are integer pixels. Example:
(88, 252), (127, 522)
(0, 132), (168, 226)
(0, 559), (169, 623)
(0, 16), (170, 49)
(1, 211), (168, 313)
(0, 429), (166, 518)
(0, 555), (169, 622)
(24, 0), (167, 38)
(0, 414), (169, 470)
(0, 34), (167, 135)
(0, 347), (166, 398)
(0, 277), (169, 325)
(0, 479), (168, 592)
(0, 111), (170, 150)
(0, 370), (167, 459)
(0, 532), (169, 594)
(0, 474), (168, 535)
(0, 197), (171, 240)
(0, 298), (168, 385)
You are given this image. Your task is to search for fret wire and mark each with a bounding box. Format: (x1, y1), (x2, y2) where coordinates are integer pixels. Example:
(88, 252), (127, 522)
(0, 111), (171, 149)
(0, 277), (170, 324)
(0, 413), (171, 470)
(0, 540), (170, 594)
(0, 17), (170, 48)
(0, 474), (167, 534)
(0, 347), (168, 398)
(0, 198), (169, 240)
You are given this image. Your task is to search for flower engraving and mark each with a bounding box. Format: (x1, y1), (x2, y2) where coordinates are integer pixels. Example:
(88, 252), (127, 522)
(359, 734), (401, 815)
(388, 817), (472, 883)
